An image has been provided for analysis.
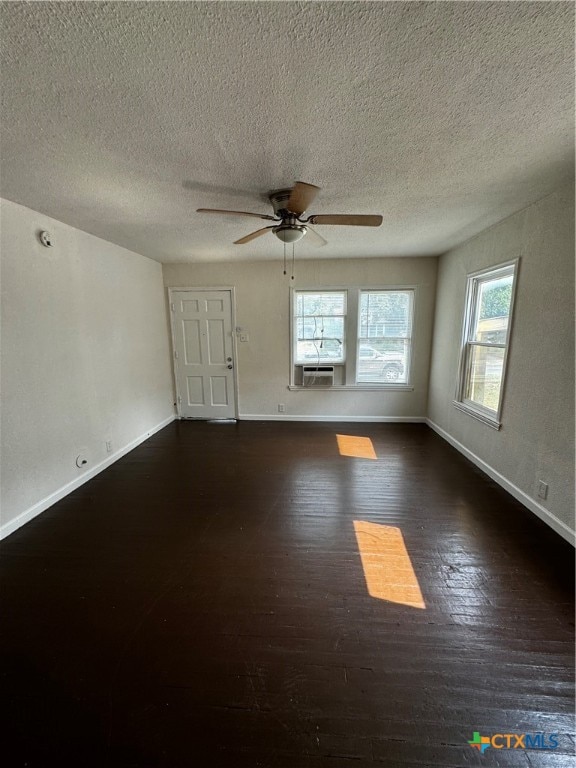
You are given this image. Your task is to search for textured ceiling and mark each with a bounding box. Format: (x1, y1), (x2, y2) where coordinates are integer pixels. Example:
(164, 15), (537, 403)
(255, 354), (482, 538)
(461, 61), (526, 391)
(1, 1), (573, 263)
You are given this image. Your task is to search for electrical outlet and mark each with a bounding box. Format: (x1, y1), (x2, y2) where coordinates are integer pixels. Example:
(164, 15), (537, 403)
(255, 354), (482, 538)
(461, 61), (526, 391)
(537, 481), (548, 500)
(278, 403), (285, 413)
(106, 440), (113, 454)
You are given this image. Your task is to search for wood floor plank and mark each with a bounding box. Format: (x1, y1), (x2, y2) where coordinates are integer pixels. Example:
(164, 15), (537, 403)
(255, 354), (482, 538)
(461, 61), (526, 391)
(1, 421), (574, 766)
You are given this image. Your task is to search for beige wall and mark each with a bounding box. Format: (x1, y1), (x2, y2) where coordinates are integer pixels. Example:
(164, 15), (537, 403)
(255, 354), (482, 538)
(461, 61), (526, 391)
(1, 199), (175, 535)
(428, 180), (575, 536)
(163, 257), (438, 420)
(3, 186), (572, 543)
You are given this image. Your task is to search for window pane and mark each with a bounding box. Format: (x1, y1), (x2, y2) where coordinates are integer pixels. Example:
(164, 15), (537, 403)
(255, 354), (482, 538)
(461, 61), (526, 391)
(465, 345), (505, 412)
(296, 337), (344, 363)
(298, 316), (344, 341)
(473, 275), (513, 343)
(298, 292), (345, 317)
(357, 338), (408, 383)
(359, 291), (412, 338)
(295, 317), (345, 362)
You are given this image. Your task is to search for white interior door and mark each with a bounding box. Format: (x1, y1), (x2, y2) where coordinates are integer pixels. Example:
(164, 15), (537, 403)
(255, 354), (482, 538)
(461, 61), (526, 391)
(170, 289), (236, 419)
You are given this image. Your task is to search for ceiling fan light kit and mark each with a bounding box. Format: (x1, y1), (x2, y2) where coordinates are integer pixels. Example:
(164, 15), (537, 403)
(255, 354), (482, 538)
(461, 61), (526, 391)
(272, 224), (307, 244)
(197, 181), (383, 251)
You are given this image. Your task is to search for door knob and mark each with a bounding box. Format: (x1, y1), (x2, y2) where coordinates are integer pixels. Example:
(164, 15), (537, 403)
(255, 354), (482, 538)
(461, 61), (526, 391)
(227, 364), (233, 369)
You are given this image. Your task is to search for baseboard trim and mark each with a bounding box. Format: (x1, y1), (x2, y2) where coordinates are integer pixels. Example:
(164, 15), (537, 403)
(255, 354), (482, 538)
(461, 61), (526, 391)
(426, 419), (575, 546)
(240, 414), (427, 423)
(0, 414), (176, 541)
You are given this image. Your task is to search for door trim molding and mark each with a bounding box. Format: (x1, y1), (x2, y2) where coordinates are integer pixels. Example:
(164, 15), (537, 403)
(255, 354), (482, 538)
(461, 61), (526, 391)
(167, 287), (239, 420)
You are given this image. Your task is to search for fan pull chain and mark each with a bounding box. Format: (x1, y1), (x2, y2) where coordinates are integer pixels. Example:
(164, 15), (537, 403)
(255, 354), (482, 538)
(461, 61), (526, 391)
(283, 241), (287, 275)
(291, 243), (295, 280)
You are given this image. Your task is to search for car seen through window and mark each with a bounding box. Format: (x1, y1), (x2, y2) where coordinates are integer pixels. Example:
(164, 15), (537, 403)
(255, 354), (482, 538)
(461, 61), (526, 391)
(357, 345), (405, 382)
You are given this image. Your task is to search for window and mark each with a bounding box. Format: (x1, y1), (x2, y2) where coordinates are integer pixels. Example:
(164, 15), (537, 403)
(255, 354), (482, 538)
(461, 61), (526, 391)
(294, 291), (346, 364)
(455, 261), (518, 428)
(358, 291), (413, 383)
(291, 288), (415, 387)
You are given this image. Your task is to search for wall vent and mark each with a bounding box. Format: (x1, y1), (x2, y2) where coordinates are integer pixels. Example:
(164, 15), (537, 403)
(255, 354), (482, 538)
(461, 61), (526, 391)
(302, 365), (334, 387)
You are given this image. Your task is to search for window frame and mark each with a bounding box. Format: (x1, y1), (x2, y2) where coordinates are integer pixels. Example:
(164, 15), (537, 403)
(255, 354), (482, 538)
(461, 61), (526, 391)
(289, 286), (416, 390)
(293, 290), (347, 365)
(454, 259), (519, 429)
(357, 289), (414, 386)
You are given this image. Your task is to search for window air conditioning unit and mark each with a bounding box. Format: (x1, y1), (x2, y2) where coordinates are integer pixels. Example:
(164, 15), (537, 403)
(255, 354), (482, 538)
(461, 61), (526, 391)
(302, 365), (335, 387)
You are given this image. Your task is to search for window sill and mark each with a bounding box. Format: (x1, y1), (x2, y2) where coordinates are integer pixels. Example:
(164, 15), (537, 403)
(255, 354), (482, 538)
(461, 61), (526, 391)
(289, 384), (414, 392)
(452, 400), (501, 430)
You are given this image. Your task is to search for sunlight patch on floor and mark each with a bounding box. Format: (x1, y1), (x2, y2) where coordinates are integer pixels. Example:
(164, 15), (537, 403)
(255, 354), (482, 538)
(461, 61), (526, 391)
(336, 434), (377, 460)
(353, 521), (426, 608)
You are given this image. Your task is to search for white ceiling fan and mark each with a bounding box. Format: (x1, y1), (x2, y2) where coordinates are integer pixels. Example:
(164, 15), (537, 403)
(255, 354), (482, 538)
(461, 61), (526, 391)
(197, 181), (383, 247)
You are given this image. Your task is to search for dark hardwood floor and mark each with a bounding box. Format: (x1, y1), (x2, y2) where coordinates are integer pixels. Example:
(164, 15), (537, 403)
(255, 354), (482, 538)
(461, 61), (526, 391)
(1, 422), (574, 767)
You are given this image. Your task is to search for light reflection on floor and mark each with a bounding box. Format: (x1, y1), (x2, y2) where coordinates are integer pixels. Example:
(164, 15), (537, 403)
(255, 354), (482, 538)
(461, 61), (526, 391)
(336, 434), (377, 460)
(353, 521), (426, 608)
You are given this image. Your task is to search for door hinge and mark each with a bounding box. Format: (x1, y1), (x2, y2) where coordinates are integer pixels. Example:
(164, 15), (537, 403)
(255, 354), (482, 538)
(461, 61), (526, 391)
(174, 350), (179, 359)
(170, 302), (175, 312)
(177, 395), (182, 404)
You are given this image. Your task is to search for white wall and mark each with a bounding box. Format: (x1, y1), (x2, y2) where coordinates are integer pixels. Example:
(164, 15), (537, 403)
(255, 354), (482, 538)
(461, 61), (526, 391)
(428, 180), (575, 541)
(163, 257), (437, 420)
(0, 199), (175, 537)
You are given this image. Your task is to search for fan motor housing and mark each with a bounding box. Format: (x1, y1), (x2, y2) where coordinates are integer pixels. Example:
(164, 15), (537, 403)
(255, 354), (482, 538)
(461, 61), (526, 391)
(269, 188), (298, 217)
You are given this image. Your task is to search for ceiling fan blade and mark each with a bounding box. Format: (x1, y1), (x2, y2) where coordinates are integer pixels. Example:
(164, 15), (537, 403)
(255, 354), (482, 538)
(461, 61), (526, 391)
(197, 208), (276, 221)
(305, 226), (328, 247)
(234, 227), (274, 244)
(307, 214), (383, 227)
(286, 182), (321, 215)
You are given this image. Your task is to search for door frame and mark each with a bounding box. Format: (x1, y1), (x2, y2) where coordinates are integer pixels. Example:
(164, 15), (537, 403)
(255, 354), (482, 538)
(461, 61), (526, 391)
(168, 286), (239, 420)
